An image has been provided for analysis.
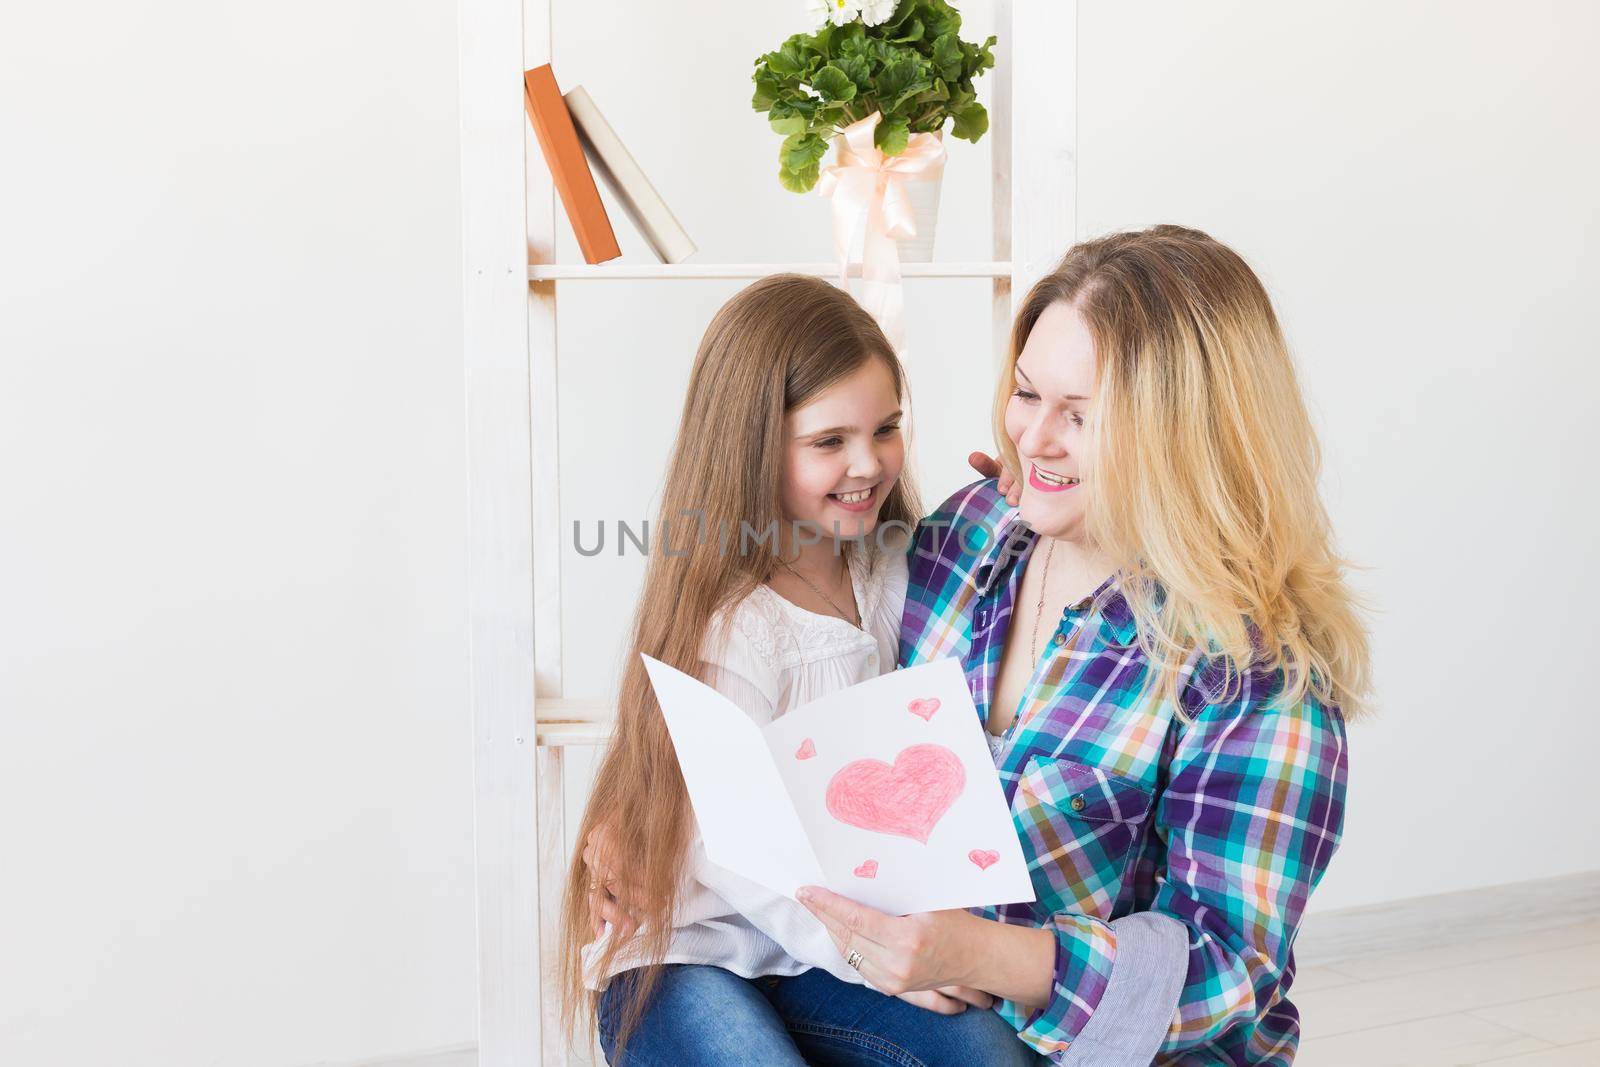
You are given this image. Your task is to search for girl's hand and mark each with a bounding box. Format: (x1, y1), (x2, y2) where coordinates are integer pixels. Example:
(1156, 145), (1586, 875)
(895, 986), (996, 1015)
(583, 824), (645, 941)
(936, 985), (997, 1009)
(967, 452), (1021, 506)
(796, 886), (976, 996)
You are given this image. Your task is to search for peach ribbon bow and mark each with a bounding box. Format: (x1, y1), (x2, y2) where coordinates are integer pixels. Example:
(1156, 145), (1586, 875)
(815, 111), (946, 353)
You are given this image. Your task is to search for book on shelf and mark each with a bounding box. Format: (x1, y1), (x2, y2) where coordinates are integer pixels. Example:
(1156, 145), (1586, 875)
(563, 86), (697, 265)
(522, 64), (620, 265)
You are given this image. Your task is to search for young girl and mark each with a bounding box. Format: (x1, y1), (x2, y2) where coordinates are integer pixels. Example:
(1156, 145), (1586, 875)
(558, 275), (1037, 1067)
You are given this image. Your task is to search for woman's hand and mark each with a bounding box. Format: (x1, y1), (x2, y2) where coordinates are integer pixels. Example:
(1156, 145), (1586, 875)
(582, 824), (644, 940)
(968, 452), (1021, 506)
(796, 886), (979, 996)
(798, 885), (1055, 1009)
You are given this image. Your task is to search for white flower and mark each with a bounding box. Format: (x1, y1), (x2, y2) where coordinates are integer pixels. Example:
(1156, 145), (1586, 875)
(823, 0), (861, 27)
(804, 0), (833, 27)
(859, 0), (897, 26)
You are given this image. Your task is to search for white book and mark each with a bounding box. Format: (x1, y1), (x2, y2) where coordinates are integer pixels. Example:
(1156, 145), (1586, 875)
(563, 86), (697, 264)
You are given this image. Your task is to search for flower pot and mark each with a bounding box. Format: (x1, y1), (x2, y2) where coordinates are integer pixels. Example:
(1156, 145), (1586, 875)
(897, 168), (943, 263)
(819, 124), (945, 271)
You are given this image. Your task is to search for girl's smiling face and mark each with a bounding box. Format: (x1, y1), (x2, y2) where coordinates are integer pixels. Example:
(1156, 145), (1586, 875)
(1004, 300), (1098, 541)
(782, 358), (906, 543)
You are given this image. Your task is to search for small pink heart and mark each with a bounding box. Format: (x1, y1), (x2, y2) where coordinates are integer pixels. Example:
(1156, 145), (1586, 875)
(795, 738), (817, 760)
(968, 849), (1000, 871)
(853, 859), (879, 879)
(907, 697), (941, 721)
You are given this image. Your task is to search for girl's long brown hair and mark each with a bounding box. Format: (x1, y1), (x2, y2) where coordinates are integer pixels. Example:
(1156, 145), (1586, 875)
(558, 274), (921, 1054)
(992, 225), (1372, 719)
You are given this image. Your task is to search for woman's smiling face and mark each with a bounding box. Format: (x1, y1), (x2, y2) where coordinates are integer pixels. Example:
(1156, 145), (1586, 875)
(1004, 300), (1098, 541)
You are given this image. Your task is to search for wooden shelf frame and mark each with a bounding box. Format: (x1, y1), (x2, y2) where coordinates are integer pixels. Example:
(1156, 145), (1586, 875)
(458, 3), (1077, 1063)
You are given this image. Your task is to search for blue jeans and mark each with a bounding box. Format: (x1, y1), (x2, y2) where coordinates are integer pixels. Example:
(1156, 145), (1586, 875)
(597, 964), (1044, 1067)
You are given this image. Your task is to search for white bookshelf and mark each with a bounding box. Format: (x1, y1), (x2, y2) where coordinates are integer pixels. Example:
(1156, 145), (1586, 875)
(457, 2), (1076, 1063)
(528, 260), (1013, 280)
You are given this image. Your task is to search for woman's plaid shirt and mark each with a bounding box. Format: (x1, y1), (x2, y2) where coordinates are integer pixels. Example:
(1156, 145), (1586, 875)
(898, 480), (1349, 1065)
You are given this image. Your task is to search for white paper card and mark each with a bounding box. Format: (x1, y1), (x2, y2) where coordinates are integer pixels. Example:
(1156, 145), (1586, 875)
(642, 655), (1036, 915)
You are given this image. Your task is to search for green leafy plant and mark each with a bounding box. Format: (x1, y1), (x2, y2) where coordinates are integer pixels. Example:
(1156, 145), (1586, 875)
(752, 0), (997, 193)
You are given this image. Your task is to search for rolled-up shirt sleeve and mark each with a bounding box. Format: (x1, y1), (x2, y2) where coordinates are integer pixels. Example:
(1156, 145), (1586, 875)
(1002, 674), (1349, 1064)
(999, 909), (1188, 1065)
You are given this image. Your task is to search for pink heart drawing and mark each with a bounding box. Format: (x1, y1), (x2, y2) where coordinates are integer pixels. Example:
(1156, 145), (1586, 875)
(795, 738), (817, 760)
(853, 859), (879, 879)
(825, 743), (966, 844)
(968, 849), (1000, 871)
(906, 697), (941, 721)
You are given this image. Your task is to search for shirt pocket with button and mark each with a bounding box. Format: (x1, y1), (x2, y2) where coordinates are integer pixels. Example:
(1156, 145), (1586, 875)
(1011, 755), (1156, 918)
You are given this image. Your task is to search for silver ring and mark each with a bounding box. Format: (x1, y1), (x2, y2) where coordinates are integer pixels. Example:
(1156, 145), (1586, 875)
(845, 949), (864, 971)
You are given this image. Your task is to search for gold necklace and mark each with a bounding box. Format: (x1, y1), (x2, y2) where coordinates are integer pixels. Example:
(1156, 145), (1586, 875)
(779, 558), (863, 629)
(1031, 537), (1057, 662)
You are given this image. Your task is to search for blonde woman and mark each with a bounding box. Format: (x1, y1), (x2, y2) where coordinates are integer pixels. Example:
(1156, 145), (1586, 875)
(790, 225), (1369, 1064)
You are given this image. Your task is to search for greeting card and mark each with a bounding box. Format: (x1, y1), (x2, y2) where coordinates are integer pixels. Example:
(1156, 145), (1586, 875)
(642, 655), (1035, 915)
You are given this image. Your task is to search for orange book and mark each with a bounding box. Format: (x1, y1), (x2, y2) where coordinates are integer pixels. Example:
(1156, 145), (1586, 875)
(523, 64), (621, 264)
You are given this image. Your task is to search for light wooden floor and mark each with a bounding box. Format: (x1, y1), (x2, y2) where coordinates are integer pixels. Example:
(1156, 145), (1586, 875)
(1295, 915), (1600, 1065)
(363, 873), (1600, 1067)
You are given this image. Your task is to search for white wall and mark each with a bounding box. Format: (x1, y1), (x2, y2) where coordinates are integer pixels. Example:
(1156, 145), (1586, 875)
(2, 1), (1595, 1064)
(0, 2), (475, 1066)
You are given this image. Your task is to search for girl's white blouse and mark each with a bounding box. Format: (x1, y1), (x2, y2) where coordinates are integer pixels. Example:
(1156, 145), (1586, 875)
(582, 547), (909, 989)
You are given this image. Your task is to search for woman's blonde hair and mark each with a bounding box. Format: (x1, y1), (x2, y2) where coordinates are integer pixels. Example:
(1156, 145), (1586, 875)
(993, 225), (1371, 719)
(559, 274), (921, 1053)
